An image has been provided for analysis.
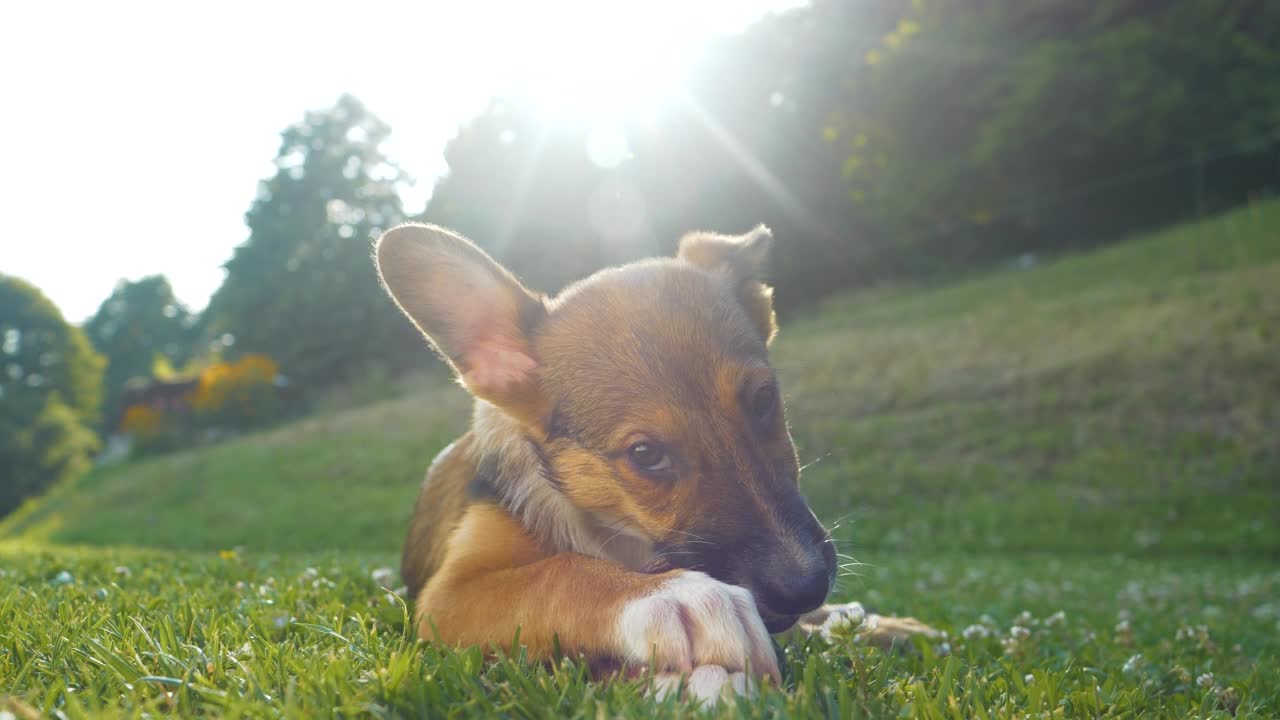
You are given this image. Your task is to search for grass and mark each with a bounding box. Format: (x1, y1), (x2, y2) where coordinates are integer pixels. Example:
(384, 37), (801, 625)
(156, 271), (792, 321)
(3, 201), (1280, 717)
(3, 545), (1277, 718)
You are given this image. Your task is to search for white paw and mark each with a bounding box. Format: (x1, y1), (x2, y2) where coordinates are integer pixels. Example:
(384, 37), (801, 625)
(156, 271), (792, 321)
(618, 571), (779, 681)
(649, 665), (755, 705)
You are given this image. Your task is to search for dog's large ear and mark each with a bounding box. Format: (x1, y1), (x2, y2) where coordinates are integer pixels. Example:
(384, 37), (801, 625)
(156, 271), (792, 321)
(376, 223), (548, 422)
(677, 224), (778, 345)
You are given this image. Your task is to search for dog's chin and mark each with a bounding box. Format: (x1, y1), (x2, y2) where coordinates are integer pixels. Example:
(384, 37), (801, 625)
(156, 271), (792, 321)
(760, 610), (800, 634)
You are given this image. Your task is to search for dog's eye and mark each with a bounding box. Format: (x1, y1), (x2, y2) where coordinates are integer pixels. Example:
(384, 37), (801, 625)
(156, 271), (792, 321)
(751, 384), (778, 422)
(628, 441), (671, 472)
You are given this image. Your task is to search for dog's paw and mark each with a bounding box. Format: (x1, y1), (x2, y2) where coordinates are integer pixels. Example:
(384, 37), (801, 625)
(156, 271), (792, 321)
(860, 615), (940, 651)
(649, 665), (755, 705)
(799, 601), (939, 651)
(618, 571), (779, 681)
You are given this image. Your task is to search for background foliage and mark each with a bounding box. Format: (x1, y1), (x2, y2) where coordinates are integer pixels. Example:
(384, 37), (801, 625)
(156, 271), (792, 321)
(0, 275), (104, 516)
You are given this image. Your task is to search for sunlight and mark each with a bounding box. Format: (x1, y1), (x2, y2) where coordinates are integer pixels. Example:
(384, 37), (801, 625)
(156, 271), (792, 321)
(509, 13), (690, 120)
(446, 1), (796, 122)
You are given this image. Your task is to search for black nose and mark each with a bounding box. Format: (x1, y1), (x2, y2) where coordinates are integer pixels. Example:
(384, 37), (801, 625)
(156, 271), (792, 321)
(759, 568), (831, 616)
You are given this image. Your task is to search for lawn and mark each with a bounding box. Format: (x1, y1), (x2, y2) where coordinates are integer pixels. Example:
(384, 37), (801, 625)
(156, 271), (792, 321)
(3, 202), (1279, 717)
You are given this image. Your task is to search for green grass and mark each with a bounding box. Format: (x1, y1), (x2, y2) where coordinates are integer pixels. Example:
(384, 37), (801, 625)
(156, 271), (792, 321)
(3, 201), (1280, 717)
(3, 544), (1277, 718)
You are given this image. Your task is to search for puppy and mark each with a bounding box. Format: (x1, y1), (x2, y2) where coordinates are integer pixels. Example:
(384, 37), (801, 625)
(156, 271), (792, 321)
(374, 223), (934, 691)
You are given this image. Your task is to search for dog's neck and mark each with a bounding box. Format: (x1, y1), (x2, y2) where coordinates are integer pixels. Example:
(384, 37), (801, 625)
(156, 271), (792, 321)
(470, 401), (656, 572)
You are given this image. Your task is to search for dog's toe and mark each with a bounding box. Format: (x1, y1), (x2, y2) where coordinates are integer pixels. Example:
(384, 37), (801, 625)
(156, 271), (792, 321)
(647, 665), (755, 705)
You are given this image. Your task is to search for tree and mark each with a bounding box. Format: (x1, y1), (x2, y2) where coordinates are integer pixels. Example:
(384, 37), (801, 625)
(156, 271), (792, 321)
(0, 275), (104, 516)
(85, 275), (197, 429)
(205, 95), (421, 388)
(830, 0), (1280, 266)
(419, 0), (1280, 305)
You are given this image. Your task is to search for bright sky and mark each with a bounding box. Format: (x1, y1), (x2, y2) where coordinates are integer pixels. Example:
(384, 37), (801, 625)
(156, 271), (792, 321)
(2, 0), (802, 323)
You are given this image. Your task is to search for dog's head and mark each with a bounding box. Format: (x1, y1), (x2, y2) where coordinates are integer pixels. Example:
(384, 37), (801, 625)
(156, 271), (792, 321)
(376, 224), (836, 632)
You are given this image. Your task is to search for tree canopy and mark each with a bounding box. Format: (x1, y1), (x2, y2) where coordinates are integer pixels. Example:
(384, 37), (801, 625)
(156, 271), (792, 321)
(204, 95), (421, 387)
(0, 274), (104, 516)
(85, 275), (198, 429)
(418, 0), (1280, 303)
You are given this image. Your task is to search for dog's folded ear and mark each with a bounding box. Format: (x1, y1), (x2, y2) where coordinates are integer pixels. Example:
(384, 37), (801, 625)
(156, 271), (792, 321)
(678, 224), (778, 345)
(375, 223), (548, 421)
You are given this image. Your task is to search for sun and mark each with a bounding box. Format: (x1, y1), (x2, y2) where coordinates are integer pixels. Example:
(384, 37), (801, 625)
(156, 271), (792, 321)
(496, 3), (699, 121)
(447, 1), (802, 123)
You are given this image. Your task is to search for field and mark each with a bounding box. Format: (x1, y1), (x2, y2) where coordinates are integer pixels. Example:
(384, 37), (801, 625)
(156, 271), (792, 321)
(3, 202), (1279, 717)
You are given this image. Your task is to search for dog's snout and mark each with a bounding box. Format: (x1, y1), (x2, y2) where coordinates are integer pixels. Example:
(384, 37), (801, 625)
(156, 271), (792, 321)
(759, 567), (831, 616)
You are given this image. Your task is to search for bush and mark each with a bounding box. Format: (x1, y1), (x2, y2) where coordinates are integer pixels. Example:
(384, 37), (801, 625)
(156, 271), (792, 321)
(0, 275), (104, 517)
(190, 354), (282, 430)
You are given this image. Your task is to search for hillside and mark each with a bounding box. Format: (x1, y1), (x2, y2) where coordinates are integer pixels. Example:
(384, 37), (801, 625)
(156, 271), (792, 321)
(4, 202), (1278, 557)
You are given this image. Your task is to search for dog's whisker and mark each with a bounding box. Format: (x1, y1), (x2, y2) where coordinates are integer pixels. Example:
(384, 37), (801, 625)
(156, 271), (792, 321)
(798, 452), (833, 473)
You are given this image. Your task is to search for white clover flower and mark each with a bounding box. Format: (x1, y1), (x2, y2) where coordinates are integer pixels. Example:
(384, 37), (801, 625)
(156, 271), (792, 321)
(962, 624), (990, 640)
(113, 565), (132, 577)
(819, 602), (869, 642)
(1115, 620), (1131, 634)
(936, 642), (952, 656)
(1122, 654), (1144, 674)
(1176, 625), (1210, 644)
(302, 567), (319, 580)
(1015, 611), (1034, 626)
(1009, 625), (1031, 640)
(1045, 610), (1066, 627)
(1196, 672), (1214, 688)
(371, 567), (396, 587)
(1024, 674), (1035, 685)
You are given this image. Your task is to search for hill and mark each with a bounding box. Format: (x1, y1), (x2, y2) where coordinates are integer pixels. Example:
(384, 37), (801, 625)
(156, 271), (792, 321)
(4, 202), (1278, 557)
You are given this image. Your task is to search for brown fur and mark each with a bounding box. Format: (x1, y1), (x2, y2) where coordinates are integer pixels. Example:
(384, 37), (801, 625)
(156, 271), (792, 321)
(375, 223), (931, 679)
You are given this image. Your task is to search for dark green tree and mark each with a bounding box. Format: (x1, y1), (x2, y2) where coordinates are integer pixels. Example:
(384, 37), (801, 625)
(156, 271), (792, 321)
(831, 0), (1280, 266)
(419, 0), (1280, 304)
(0, 275), (104, 516)
(205, 95), (420, 388)
(85, 275), (197, 428)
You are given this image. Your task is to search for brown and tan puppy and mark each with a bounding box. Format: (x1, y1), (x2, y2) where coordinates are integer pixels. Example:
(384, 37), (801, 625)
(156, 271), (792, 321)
(374, 223), (934, 691)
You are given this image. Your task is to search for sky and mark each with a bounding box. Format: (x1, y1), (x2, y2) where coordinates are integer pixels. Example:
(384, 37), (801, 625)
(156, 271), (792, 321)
(2, 0), (802, 323)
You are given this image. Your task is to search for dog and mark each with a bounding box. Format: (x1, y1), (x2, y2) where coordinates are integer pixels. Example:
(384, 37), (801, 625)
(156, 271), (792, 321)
(374, 223), (935, 696)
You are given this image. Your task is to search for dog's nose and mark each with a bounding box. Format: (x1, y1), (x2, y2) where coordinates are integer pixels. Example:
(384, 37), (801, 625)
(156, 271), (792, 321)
(759, 568), (831, 616)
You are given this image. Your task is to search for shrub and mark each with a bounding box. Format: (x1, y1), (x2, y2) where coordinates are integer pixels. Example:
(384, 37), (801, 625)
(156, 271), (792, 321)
(190, 354), (282, 430)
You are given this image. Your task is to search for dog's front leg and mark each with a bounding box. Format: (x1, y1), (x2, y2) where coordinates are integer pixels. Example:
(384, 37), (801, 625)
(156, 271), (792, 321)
(417, 504), (780, 682)
(783, 602), (939, 651)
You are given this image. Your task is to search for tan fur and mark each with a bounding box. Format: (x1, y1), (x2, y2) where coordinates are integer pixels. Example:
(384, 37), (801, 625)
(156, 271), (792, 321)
(376, 223), (934, 680)
(417, 503), (673, 659)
